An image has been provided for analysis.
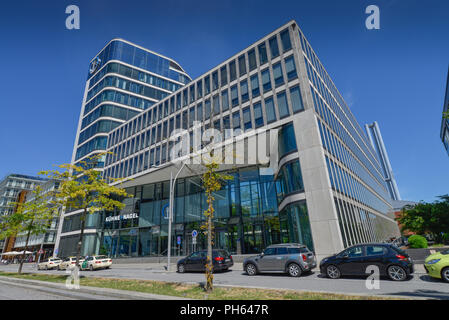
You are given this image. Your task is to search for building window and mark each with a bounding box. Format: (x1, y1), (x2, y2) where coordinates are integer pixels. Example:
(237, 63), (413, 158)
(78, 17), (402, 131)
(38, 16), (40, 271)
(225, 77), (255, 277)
(238, 54), (246, 76)
(212, 71), (219, 91)
(223, 115), (230, 129)
(197, 103), (203, 121)
(277, 91), (289, 118)
(258, 42), (268, 65)
(253, 102), (264, 128)
(261, 69), (271, 92)
(273, 62), (284, 87)
(278, 122), (297, 157)
(240, 80), (249, 103)
(243, 107), (252, 131)
(189, 85), (195, 103)
(231, 85), (239, 107)
(232, 111), (241, 130)
(221, 89), (229, 111)
(289, 86), (304, 113)
(229, 60), (237, 82)
(280, 29), (292, 52)
(213, 94), (220, 115)
(265, 97), (276, 123)
(248, 49), (257, 71)
(250, 74), (260, 97)
(197, 81), (203, 98)
(204, 75), (210, 95)
(220, 66), (227, 86)
(285, 56), (297, 80)
(269, 36), (279, 58)
(205, 99), (211, 119)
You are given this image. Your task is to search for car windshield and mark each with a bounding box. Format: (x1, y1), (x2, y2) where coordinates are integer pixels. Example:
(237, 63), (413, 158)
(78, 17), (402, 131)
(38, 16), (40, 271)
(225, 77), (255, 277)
(441, 249), (449, 255)
(95, 256), (108, 259)
(390, 245), (407, 256)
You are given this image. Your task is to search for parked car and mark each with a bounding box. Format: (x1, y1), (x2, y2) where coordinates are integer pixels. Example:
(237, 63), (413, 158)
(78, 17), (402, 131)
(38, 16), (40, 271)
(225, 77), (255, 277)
(37, 257), (62, 270)
(177, 250), (233, 273)
(79, 255), (112, 271)
(58, 257), (84, 270)
(320, 243), (414, 281)
(243, 243), (316, 277)
(424, 248), (449, 283)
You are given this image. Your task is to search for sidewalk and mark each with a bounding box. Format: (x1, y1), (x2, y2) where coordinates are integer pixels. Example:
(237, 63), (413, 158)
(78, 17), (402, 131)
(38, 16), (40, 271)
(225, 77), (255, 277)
(0, 275), (190, 300)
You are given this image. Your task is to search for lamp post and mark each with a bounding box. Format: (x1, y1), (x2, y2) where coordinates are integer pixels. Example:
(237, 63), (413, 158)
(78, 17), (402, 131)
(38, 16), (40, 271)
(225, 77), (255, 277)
(166, 162), (186, 272)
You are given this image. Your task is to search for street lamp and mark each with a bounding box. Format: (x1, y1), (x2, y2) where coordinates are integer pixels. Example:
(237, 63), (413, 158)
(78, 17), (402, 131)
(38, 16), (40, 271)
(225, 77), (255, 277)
(167, 162), (186, 271)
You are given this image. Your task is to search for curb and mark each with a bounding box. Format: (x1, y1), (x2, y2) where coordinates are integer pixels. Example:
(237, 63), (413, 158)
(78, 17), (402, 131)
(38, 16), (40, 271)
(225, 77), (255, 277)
(0, 275), (190, 300)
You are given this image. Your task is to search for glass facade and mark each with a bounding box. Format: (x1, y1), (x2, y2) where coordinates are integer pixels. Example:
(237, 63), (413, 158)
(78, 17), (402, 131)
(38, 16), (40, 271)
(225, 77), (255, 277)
(97, 165), (312, 257)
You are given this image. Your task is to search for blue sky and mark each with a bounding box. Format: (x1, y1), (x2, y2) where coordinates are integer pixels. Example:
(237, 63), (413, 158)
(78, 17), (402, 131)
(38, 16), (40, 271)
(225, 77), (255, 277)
(0, 0), (447, 202)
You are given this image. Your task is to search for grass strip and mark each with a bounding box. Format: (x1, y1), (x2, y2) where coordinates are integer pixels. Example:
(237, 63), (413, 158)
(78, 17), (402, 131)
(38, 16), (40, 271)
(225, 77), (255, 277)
(0, 271), (403, 300)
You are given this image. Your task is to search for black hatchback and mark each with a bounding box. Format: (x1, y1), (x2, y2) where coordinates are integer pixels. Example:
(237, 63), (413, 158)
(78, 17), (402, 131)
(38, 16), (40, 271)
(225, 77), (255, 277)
(319, 243), (414, 281)
(177, 250), (233, 273)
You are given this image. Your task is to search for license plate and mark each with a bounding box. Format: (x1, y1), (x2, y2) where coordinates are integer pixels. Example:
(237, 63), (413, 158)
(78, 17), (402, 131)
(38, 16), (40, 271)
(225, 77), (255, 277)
(225, 259), (230, 262)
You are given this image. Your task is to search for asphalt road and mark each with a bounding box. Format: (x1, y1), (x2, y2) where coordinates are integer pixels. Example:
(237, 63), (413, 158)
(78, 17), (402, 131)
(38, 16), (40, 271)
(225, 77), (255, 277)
(1, 263), (448, 299)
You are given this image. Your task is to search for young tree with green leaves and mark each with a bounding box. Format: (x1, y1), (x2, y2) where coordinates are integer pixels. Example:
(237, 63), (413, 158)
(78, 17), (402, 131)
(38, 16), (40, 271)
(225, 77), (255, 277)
(200, 159), (233, 292)
(39, 153), (129, 267)
(0, 185), (59, 274)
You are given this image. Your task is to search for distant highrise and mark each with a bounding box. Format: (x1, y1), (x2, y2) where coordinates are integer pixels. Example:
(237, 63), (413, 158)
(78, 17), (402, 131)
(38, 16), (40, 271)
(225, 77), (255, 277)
(365, 122), (401, 201)
(440, 67), (449, 156)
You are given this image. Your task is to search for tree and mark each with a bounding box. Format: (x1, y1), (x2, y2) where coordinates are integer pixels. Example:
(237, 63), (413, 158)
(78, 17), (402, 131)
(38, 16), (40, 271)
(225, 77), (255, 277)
(396, 195), (449, 244)
(0, 185), (59, 274)
(200, 159), (233, 292)
(39, 153), (129, 267)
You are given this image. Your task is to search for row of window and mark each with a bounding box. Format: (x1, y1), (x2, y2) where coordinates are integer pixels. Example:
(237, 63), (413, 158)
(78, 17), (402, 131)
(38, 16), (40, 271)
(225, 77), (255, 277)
(319, 119), (390, 203)
(107, 54), (300, 150)
(88, 62), (183, 93)
(86, 75), (171, 105)
(83, 89), (155, 117)
(302, 36), (384, 188)
(326, 156), (390, 216)
(75, 136), (107, 160)
(78, 120), (122, 145)
(104, 85), (304, 170)
(81, 105), (140, 131)
(334, 198), (398, 248)
(88, 40), (190, 85)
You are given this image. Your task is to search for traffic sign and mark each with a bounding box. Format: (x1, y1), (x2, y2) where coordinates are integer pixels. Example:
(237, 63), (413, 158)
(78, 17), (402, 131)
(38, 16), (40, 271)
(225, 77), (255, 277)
(192, 237), (197, 245)
(38, 249), (44, 254)
(192, 230), (198, 238)
(177, 236), (181, 245)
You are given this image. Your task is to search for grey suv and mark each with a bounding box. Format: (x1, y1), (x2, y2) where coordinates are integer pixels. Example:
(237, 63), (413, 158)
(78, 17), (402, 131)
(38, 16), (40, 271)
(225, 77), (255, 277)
(243, 243), (316, 277)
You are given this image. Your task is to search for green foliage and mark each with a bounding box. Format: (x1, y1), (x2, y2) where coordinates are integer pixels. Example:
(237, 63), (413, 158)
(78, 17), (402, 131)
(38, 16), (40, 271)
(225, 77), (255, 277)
(39, 153), (130, 265)
(200, 160), (233, 292)
(408, 235), (428, 248)
(396, 195), (449, 244)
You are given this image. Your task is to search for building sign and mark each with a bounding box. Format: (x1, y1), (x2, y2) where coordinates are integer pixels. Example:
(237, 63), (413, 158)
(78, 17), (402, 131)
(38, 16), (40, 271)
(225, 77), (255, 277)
(89, 56), (101, 74)
(105, 213), (138, 222)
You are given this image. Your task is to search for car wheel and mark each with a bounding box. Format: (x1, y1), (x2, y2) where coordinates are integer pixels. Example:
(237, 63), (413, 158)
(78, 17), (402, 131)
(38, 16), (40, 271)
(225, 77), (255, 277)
(387, 265), (407, 281)
(245, 263), (257, 276)
(89, 265), (94, 271)
(441, 267), (449, 283)
(287, 263), (302, 277)
(326, 265), (341, 279)
(177, 264), (185, 273)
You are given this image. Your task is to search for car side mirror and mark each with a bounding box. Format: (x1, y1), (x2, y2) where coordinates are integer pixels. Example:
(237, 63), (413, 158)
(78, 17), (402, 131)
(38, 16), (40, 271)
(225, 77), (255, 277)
(260, 252), (265, 257)
(342, 253), (349, 259)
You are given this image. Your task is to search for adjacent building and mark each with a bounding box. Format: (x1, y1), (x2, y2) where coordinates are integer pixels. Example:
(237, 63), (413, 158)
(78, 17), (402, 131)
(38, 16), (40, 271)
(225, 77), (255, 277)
(0, 174), (47, 253)
(56, 20), (401, 261)
(55, 39), (192, 257)
(440, 67), (449, 156)
(365, 121), (401, 201)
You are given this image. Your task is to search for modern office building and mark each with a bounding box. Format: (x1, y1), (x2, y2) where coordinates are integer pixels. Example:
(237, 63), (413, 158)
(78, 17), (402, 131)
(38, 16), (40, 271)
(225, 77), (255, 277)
(0, 174), (47, 253)
(365, 122), (401, 201)
(440, 67), (449, 156)
(12, 180), (61, 261)
(54, 39), (192, 256)
(57, 21), (400, 260)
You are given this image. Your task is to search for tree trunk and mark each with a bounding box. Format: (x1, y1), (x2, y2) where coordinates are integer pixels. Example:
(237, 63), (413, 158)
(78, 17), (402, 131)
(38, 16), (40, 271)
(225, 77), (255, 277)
(205, 205), (213, 292)
(75, 208), (87, 267)
(18, 220), (33, 274)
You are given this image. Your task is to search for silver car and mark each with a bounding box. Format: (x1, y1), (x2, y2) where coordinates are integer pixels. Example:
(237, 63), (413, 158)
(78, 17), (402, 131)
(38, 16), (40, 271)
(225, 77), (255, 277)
(243, 243), (317, 277)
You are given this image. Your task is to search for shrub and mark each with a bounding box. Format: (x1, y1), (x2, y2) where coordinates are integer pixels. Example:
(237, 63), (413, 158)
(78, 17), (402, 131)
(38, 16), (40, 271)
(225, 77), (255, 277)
(408, 235), (428, 248)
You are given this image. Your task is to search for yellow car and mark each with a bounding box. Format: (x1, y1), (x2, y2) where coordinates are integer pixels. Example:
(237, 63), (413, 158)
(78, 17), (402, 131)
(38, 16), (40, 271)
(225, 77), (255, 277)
(424, 249), (449, 283)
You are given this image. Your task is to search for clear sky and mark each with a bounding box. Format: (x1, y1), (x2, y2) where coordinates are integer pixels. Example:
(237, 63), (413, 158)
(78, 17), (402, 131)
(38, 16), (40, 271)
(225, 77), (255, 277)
(0, 0), (447, 202)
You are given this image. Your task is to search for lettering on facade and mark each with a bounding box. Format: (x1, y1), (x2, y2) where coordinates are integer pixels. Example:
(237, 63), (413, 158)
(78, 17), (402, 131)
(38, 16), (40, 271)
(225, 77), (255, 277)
(105, 213), (138, 222)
